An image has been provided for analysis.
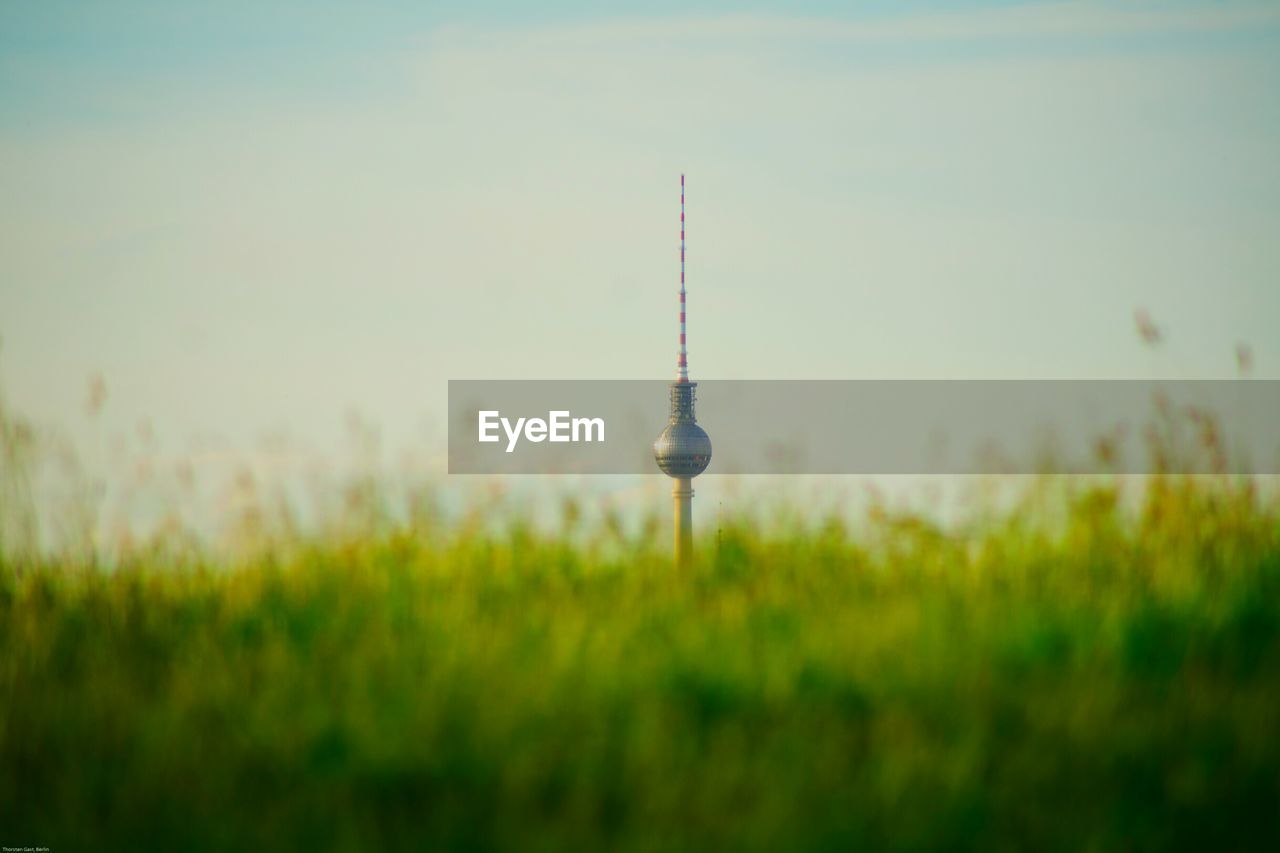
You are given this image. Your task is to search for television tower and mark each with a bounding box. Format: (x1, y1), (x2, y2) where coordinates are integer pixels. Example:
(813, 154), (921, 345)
(654, 174), (712, 567)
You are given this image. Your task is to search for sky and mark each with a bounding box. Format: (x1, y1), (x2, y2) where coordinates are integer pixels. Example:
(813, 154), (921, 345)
(1, 0), (1278, 523)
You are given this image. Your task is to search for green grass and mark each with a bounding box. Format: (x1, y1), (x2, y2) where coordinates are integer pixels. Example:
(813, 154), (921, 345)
(2, 478), (1279, 851)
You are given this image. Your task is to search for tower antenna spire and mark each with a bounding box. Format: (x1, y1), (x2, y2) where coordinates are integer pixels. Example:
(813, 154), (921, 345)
(678, 173), (688, 382)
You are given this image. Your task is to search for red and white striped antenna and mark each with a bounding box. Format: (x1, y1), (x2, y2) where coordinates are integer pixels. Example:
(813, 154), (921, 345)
(677, 174), (689, 382)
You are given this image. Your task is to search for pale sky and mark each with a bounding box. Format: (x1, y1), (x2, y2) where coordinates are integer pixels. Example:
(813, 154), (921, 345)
(2, 0), (1278, 497)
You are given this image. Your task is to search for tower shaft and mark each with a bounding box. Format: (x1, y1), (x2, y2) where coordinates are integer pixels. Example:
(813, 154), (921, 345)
(673, 478), (693, 568)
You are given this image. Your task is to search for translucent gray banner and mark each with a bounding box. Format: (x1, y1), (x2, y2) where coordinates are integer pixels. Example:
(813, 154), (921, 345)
(447, 380), (1280, 475)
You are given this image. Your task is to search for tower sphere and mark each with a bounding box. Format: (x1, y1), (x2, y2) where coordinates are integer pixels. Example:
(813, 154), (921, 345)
(653, 419), (712, 478)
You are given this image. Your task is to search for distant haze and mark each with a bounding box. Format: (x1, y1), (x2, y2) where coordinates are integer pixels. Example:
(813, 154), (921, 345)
(2, 1), (1278, 528)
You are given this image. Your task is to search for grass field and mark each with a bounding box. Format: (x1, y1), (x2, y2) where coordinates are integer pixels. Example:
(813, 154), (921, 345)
(2, 475), (1278, 851)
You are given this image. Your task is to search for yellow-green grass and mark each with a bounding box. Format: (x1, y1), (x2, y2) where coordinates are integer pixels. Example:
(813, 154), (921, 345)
(2, 479), (1278, 851)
